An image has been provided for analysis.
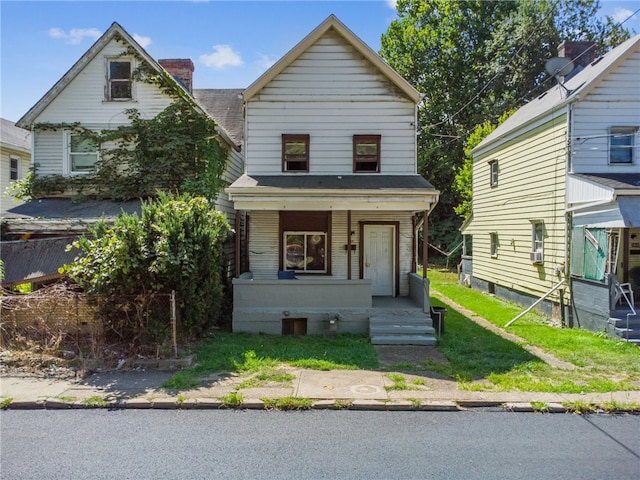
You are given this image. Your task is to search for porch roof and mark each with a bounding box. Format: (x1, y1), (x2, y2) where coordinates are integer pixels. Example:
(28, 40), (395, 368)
(226, 174), (439, 212)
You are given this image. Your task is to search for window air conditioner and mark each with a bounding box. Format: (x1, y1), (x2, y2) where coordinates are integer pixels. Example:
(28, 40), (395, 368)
(530, 251), (544, 264)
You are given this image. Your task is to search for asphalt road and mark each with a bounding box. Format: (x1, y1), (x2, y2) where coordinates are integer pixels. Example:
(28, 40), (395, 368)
(1, 410), (639, 479)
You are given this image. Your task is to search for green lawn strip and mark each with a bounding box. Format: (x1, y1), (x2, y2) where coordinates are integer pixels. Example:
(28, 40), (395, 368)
(428, 269), (640, 391)
(163, 333), (378, 389)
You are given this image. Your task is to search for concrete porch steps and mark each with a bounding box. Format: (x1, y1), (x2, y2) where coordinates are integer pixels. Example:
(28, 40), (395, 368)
(608, 311), (640, 344)
(369, 315), (436, 346)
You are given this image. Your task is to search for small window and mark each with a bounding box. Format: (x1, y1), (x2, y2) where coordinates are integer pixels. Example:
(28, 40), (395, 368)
(531, 221), (544, 264)
(282, 134), (309, 172)
(609, 127), (637, 164)
(462, 234), (473, 256)
(490, 232), (498, 258)
(68, 133), (98, 174)
(108, 59), (132, 100)
(489, 160), (499, 187)
(9, 157), (19, 181)
(284, 232), (326, 272)
(353, 135), (381, 172)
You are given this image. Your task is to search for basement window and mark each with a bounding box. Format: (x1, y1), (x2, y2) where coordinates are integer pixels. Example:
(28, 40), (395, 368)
(282, 318), (307, 336)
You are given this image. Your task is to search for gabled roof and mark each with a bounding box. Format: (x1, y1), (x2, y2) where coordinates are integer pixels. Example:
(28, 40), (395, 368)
(16, 22), (170, 129)
(193, 89), (244, 146)
(242, 14), (422, 104)
(474, 34), (640, 154)
(0, 118), (31, 153)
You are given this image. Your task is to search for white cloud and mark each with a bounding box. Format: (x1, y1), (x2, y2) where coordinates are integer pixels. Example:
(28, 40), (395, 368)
(613, 7), (636, 23)
(199, 44), (243, 68)
(133, 33), (152, 49)
(48, 27), (101, 45)
(385, 0), (397, 10)
(255, 53), (277, 71)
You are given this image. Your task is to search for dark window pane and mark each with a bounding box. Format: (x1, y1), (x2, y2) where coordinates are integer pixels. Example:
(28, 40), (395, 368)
(110, 61), (131, 79)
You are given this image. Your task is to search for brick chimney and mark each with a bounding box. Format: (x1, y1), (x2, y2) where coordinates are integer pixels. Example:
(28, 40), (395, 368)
(558, 41), (596, 79)
(158, 59), (195, 94)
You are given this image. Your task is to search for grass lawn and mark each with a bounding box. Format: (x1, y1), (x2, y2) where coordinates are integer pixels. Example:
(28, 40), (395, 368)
(428, 269), (640, 393)
(164, 269), (640, 393)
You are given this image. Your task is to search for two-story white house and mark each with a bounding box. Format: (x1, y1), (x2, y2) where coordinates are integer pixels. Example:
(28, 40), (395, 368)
(5, 22), (243, 285)
(462, 34), (640, 343)
(227, 16), (440, 340)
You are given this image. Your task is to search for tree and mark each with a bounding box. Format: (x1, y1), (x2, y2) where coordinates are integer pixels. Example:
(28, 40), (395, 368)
(65, 193), (231, 339)
(380, 0), (631, 252)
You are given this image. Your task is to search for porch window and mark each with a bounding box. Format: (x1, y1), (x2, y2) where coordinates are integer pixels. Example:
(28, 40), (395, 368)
(107, 58), (132, 101)
(489, 160), (499, 187)
(353, 135), (381, 172)
(284, 233), (326, 272)
(530, 221), (544, 264)
(282, 134), (309, 172)
(66, 132), (98, 174)
(280, 211), (331, 274)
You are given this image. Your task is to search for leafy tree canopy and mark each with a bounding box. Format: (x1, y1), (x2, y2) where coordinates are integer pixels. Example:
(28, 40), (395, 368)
(380, 0), (631, 249)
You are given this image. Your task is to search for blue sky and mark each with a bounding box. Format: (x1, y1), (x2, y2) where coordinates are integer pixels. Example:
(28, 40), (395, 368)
(1, 0), (638, 122)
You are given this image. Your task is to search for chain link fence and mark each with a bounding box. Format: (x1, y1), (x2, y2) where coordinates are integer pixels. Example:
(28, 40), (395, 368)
(1, 284), (178, 360)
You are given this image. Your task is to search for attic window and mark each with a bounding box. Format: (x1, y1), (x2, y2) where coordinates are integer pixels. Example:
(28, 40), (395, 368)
(353, 135), (381, 172)
(107, 58), (132, 100)
(489, 160), (499, 187)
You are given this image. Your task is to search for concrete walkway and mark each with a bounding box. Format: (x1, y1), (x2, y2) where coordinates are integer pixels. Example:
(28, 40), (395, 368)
(2, 293), (639, 412)
(2, 364), (639, 412)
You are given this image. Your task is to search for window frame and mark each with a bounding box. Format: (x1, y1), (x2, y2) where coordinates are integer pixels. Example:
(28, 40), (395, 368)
(489, 160), (499, 187)
(282, 134), (310, 173)
(353, 135), (381, 173)
(609, 127), (637, 165)
(106, 57), (133, 101)
(531, 221), (544, 264)
(9, 156), (20, 181)
(280, 211), (331, 275)
(490, 232), (498, 258)
(283, 231), (327, 273)
(65, 131), (99, 175)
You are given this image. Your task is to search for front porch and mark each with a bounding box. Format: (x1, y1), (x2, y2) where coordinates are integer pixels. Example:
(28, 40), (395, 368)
(232, 272), (436, 344)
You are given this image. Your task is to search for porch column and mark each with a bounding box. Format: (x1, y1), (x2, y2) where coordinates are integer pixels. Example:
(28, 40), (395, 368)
(235, 210), (241, 278)
(422, 210), (428, 279)
(347, 210), (352, 280)
(412, 215), (417, 273)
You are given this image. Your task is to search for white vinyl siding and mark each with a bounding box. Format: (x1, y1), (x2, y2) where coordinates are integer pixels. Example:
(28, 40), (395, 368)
(1, 149), (30, 212)
(34, 38), (172, 126)
(571, 48), (640, 174)
(245, 30), (416, 175)
(247, 210), (413, 296)
(469, 119), (567, 300)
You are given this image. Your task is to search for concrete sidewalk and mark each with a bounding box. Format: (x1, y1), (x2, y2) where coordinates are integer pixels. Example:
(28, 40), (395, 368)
(2, 366), (639, 412)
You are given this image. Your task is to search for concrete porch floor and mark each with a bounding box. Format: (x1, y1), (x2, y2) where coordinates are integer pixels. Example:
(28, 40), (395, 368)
(372, 296), (422, 310)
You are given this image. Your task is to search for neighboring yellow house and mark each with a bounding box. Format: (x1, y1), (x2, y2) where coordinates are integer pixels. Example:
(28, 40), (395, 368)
(0, 118), (31, 213)
(462, 35), (640, 343)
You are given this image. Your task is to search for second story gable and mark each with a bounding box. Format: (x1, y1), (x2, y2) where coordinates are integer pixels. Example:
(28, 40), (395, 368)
(242, 15), (423, 176)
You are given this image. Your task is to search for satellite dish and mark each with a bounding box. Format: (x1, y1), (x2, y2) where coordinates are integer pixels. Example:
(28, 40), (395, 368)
(545, 57), (575, 78)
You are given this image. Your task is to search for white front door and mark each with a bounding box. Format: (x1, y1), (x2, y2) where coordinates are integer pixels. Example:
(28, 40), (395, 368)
(363, 225), (395, 296)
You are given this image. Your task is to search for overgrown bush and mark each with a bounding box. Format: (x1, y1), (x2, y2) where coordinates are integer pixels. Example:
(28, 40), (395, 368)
(65, 193), (231, 339)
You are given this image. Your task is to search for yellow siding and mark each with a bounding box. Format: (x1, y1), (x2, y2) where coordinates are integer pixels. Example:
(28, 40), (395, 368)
(468, 118), (568, 301)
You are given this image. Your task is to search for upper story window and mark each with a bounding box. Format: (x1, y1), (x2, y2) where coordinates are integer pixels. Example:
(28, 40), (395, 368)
(609, 127), (637, 164)
(282, 134), (309, 172)
(489, 160), (499, 187)
(66, 132), (98, 175)
(107, 58), (132, 101)
(353, 135), (381, 173)
(9, 157), (19, 181)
